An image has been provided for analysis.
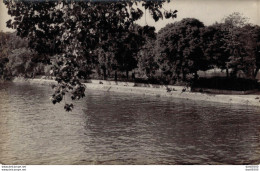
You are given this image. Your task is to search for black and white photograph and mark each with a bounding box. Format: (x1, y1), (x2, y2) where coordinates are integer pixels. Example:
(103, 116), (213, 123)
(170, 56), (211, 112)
(0, 0), (260, 168)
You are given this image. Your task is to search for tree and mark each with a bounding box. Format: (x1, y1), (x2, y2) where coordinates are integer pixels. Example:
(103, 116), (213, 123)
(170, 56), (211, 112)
(214, 13), (260, 78)
(114, 25), (156, 80)
(4, 0), (177, 111)
(222, 12), (249, 28)
(156, 18), (207, 83)
(0, 32), (10, 78)
(0, 58), (9, 79)
(136, 27), (158, 78)
(252, 25), (260, 77)
(0, 31), (29, 78)
(5, 47), (45, 78)
(115, 30), (140, 80)
(93, 45), (117, 80)
(201, 23), (232, 76)
(93, 24), (156, 81)
(231, 24), (260, 79)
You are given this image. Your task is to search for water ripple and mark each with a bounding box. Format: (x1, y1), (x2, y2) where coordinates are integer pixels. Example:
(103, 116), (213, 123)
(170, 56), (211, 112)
(0, 82), (260, 164)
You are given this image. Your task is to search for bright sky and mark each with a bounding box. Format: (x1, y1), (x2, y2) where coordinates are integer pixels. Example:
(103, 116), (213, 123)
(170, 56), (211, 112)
(0, 0), (259, 32)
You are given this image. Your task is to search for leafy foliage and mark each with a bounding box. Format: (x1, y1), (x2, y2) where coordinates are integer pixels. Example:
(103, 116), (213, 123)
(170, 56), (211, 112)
(0, 31), (47, 78)
(206, 13), (260, 78)
(156, 18), (207, 83)
(3, 1), (260, 107)
(136, 30), (158, 78)
(4, 0), (177, 110)
(222, 12), (249, 28)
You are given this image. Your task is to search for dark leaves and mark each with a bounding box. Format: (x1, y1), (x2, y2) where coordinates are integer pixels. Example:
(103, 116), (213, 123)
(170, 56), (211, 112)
(64, 103), (73, 112)
(3, 0), (178, 111)
(6, 19), (12, 28)
(164, 10), (178, 19)
(51, 93), (63, 104)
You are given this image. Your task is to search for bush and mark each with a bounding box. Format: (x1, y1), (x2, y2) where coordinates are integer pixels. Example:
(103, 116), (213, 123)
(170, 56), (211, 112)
(134, 76), (170, 85)
(192, 77), (260, 91)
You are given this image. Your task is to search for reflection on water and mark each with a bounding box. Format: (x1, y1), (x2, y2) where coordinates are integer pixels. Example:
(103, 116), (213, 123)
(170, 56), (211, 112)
(0, 82), (260, 164)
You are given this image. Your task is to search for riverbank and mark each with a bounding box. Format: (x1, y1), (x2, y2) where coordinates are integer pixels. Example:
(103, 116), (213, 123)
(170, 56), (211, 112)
(12, 77), (260, 107)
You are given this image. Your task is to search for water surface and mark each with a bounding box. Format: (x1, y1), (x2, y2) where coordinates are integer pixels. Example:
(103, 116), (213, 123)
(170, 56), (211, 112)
(0, 82), (259, 164)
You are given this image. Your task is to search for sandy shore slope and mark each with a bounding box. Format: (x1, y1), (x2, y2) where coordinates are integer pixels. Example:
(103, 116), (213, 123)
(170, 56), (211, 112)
(12, 77), (260, 107)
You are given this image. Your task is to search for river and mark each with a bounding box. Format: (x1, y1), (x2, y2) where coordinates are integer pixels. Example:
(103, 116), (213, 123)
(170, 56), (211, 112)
(0, 82), (259, 164)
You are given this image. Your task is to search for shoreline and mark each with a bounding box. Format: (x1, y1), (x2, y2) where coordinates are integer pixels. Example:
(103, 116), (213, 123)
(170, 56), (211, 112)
(12, 77), (260, 107)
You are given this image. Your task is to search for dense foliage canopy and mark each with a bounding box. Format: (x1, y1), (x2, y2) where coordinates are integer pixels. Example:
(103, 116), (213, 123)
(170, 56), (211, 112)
(156, 18), (207, 83)
(2, 1), (260, 111)
(3, 0), (177, 111)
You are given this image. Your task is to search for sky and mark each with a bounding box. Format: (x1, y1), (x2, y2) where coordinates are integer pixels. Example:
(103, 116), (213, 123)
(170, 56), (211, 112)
(0, 0), (259, 32)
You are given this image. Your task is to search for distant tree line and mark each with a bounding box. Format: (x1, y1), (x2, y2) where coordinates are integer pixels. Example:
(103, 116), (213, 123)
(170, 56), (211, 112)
(2, 0), (260, 111)
(139, 13), (260, 84)
(0, 13), (260, 84)
(79, 13), (260, 85)
(1, 13), (260, 85)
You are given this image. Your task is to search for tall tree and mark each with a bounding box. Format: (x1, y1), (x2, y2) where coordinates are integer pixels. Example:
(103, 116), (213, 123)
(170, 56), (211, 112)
(222, 12), (249, 28)
(93, 45), (117, 80)
(115, 25), (156, 80)
(231, 24), (260, 79)
(0, 31), (29, 78)
(136, 26), (158, 78)
(156, 18), (207, 83)
(202, 23), (233, 76)
(216, 12), (259, 78)
(5, 48), (42, 77)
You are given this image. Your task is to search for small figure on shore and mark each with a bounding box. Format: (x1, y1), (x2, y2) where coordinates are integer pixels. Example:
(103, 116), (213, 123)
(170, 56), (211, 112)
(166, 87), (172, 92)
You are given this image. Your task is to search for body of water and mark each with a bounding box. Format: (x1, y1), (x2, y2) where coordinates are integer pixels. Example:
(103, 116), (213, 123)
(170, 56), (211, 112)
(0, 82), (259, 164)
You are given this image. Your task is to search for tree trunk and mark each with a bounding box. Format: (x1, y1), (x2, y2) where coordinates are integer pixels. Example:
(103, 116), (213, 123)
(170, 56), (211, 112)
(254, 67), (259, 78)
(226, 68), (229, 77)
(132, 72), (135, 81)
(182, 72), (187, 81)
(126, 70), (129, 80)
(97, 68), (101, 78)
(194, 71), (198, 81)
(107, 69), (110, 78)
(231, 68), (237, 78)
(103, 68), (107, 80)
(114, 70), (117, 81)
